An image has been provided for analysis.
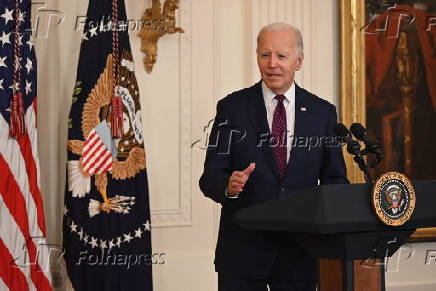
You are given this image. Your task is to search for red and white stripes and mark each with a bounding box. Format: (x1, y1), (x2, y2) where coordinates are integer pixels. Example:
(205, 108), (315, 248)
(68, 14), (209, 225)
(0, 100), (52, 290)
(81, 130), (113, 175)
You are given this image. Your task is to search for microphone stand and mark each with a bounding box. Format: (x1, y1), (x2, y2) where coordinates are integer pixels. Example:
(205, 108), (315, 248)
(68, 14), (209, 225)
(353, 154), (372, 183)
(345, 139), (373, 183)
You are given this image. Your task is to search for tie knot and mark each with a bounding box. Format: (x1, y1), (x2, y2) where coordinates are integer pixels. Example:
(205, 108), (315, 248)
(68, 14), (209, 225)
(275, 95), (285, 103)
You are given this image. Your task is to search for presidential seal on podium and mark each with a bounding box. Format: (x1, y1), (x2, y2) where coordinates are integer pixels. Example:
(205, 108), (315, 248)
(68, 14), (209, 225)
(372, 172), (416, 226)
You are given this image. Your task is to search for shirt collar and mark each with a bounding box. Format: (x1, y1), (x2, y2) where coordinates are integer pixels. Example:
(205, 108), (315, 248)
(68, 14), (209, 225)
(261, 81), (295, 106)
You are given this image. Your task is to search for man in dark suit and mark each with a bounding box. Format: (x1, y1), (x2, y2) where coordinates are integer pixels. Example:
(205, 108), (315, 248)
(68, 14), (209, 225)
(199, 23), (349, 291)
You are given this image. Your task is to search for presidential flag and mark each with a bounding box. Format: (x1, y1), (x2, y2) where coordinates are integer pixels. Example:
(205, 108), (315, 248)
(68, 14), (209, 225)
(0, 0), (52, 290)
(64, 0), (153, 290)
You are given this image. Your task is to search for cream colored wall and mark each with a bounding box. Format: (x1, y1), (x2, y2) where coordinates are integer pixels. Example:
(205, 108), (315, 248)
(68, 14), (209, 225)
(34, 0), (436, 290)
(244, 0), (339, 106)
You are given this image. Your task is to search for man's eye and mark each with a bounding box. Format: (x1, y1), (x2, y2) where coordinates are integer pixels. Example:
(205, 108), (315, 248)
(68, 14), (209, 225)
(278, 55), (286, 59)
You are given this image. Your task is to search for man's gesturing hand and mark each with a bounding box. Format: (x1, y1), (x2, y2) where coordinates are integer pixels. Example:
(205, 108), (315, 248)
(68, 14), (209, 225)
(226, 163), (256, 197)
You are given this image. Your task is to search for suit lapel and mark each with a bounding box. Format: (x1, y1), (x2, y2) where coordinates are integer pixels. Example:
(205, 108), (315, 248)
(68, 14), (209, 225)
(246, 81), (280, 177)
(284, 83), (311, 180)
(292, 83), (310, 143)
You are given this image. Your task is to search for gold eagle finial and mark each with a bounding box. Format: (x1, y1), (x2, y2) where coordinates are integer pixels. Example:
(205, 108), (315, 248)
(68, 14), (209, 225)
(138, 0), (184, 73)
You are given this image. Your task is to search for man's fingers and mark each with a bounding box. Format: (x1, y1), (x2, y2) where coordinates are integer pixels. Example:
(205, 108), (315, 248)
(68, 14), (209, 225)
(230, 176), (246, 184)
(232, 171), (245, 178)
(227, 186), (243, 196)
(242, 163), (256, 176)
(231, 181), (244, 188)
(227, 164), (255, 196)
(229, 186), (243, 192)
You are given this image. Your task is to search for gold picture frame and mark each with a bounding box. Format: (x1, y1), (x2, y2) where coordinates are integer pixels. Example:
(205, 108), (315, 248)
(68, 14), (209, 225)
(339, 0), (436, 240)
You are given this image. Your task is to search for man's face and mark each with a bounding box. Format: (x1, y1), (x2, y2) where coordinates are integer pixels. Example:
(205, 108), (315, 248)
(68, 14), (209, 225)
(257, 30), (303, 95)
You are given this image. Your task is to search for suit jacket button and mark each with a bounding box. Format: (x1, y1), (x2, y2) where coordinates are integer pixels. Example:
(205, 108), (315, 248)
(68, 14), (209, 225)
(281, 188), (285, 192)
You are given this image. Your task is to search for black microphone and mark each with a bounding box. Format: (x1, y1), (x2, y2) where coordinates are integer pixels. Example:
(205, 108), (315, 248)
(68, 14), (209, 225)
(335, 123), (362, 155)
(349, 123), (368, 141)
(335, 123), (353, 144)
(335, 123), (372, 183)
(350, 123), (384, 163)
(346, 140), (361, 156)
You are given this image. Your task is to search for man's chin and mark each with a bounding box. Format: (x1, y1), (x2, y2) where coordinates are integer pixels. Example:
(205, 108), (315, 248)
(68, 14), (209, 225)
(264, 81), (285, 91)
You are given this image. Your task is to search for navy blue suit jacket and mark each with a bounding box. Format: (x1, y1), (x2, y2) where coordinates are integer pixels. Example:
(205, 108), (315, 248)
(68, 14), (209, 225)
(199, 81), (349, 280)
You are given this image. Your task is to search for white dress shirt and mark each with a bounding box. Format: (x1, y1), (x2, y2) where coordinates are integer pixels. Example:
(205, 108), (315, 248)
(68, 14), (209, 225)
(261, 81), (295, 163)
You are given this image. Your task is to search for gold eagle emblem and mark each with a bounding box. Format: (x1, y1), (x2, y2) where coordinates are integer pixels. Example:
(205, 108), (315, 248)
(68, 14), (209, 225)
(67, 52), (146, 217)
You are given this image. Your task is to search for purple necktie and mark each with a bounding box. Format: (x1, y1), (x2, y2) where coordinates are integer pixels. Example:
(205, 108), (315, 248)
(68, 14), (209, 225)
(272, 95), (287, 179)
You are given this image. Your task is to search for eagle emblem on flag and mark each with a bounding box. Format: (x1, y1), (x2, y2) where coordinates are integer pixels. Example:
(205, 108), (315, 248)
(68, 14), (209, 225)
(67, 53), (145, 217)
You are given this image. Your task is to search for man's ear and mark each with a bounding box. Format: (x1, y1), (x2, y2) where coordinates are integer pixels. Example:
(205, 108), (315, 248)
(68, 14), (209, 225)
(295, 53), (304, 71)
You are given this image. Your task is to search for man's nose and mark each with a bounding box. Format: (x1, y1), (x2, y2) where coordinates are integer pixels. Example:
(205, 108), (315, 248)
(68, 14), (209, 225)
(268, 56), (278, 68)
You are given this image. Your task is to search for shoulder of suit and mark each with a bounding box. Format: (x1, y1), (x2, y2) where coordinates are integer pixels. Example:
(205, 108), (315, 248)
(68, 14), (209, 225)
(217, 83), (257, 106)
(297, 85), (336, 112)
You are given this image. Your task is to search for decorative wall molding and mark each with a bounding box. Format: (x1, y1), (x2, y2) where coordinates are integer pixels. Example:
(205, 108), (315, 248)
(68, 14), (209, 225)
(36, 0), (65, 246)
(150, 0), (192, 227)
(212, 0), (222, 242)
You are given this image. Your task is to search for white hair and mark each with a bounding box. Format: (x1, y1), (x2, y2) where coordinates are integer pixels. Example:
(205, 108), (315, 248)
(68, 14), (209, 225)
(256, 22), (304, 57)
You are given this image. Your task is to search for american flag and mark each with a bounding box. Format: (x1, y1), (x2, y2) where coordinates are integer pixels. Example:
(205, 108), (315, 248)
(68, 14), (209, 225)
(0, 0), (52, 290)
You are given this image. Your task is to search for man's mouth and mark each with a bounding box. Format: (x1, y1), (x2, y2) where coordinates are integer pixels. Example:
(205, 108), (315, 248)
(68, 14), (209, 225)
(267, 74), (282, 78)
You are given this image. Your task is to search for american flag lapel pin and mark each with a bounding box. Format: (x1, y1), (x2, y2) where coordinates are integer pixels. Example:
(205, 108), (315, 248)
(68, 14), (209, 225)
(301, 106), (307, 112)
